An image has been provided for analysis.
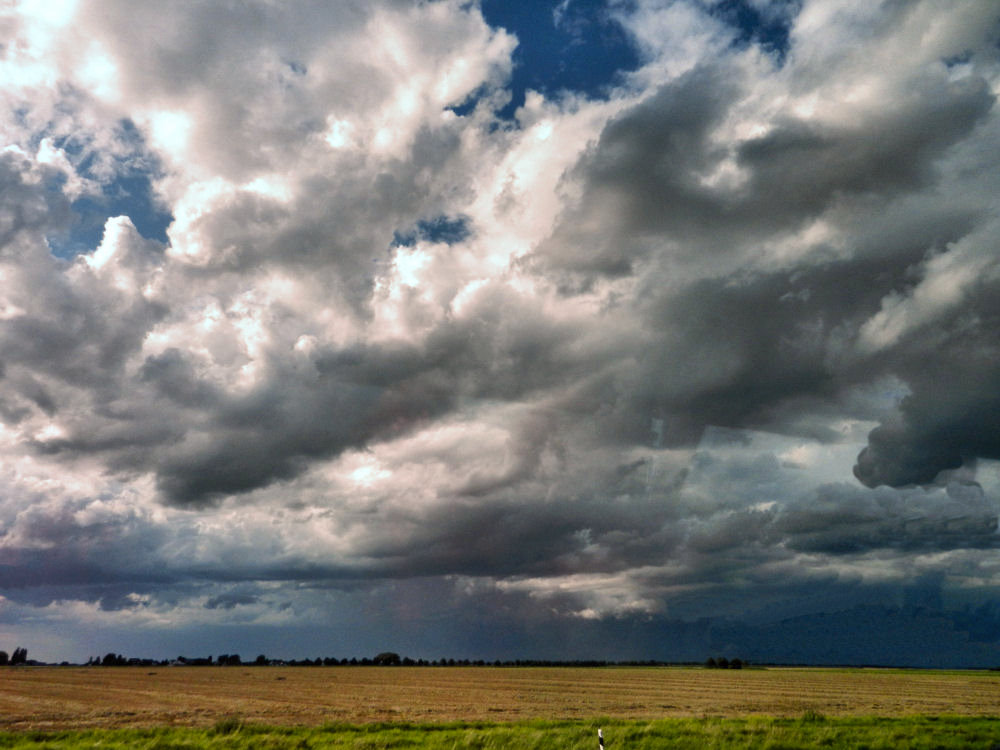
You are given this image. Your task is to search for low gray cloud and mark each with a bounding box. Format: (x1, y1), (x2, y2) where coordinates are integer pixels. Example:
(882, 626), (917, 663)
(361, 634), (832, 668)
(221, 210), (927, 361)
(205, 591), (260, 610)
(776, 482), (999, 554)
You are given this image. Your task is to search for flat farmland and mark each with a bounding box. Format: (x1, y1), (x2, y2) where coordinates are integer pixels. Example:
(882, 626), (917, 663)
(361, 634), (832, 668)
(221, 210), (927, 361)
(1, 666), (998, 731)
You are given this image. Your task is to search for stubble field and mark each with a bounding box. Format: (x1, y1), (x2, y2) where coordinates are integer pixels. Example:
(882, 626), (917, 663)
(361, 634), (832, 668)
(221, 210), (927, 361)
(1, 666), (998, 731)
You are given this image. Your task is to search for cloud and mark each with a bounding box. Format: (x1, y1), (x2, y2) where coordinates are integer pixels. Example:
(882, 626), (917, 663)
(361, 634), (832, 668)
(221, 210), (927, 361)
(852, 219), (1000, 487)
(0, 0), (999, 664)
(205, 590), (261, 611)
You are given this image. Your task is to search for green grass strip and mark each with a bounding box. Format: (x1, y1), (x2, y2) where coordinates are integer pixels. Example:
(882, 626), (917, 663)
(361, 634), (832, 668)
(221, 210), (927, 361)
(1, 716), (999, 749)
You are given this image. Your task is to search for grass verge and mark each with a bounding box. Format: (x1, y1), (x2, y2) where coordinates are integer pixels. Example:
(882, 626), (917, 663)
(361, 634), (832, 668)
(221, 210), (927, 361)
(0, 716), (998, 749)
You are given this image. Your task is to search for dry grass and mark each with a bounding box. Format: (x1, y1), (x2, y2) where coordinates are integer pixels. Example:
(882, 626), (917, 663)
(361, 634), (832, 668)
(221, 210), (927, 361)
(0, 666), (998, 731)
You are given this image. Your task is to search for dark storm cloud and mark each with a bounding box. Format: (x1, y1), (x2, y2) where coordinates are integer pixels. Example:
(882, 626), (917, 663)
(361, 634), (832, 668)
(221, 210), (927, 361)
(150, 383), (400, 506)
(534, 63), (741, 277)
(854, 272), (1000, 487)
(0, 498), (172, 590)
(571, 255), (907, 453)
(634, 273), (840, 441)
(140, 335), (462, 505)
(349, 473), (686, 580)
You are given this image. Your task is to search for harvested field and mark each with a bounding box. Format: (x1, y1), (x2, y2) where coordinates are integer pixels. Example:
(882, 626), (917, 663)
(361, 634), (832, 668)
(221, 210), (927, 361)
(0, 666), (998, 731)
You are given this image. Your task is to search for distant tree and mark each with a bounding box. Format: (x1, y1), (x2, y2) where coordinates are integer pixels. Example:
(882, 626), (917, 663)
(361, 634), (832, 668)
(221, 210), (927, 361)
(704, 657), (717, 668)
(0, 651), (8, 666)
(10, 647), (28, 665)
(374, 652), (401, 666)
(716, 657), (729, 669)
(730, 658), (743, 669)
(255, 654), (268, 665)
(177, 655), (214, 666)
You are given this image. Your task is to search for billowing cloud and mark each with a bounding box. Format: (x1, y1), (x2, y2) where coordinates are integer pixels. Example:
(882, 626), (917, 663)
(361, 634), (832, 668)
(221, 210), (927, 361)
(0, 0), (998, 665)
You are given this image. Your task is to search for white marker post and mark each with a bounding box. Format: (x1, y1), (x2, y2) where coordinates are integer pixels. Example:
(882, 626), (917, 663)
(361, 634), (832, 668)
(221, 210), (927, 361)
(598, 728), (604, 750)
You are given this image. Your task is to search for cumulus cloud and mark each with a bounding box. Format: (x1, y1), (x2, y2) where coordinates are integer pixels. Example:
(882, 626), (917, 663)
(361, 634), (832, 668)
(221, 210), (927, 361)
(0, 0), (998, 663)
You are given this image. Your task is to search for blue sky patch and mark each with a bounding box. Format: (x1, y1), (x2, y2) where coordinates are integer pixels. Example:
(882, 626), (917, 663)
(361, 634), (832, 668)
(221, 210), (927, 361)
(46, 119), (172, 258)
(480, 0), (641, 119)
(712, 0), (795, 63)
(393, 215), (471, 247)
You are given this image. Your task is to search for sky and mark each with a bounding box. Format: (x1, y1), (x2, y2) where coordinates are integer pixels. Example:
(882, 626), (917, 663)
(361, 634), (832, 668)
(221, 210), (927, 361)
(0, 0), (999, 668)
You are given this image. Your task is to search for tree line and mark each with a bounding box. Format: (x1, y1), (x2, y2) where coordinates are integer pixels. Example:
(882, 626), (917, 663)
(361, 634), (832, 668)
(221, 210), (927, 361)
(704, 657), (745, 669)
(78, 652), (749, 668)
(5, 645), (750, 668)
(0, 647), (29, 666)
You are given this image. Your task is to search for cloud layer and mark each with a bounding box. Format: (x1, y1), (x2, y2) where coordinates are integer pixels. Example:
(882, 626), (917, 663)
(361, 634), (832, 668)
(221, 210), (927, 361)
(0, 0), (998, 664)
